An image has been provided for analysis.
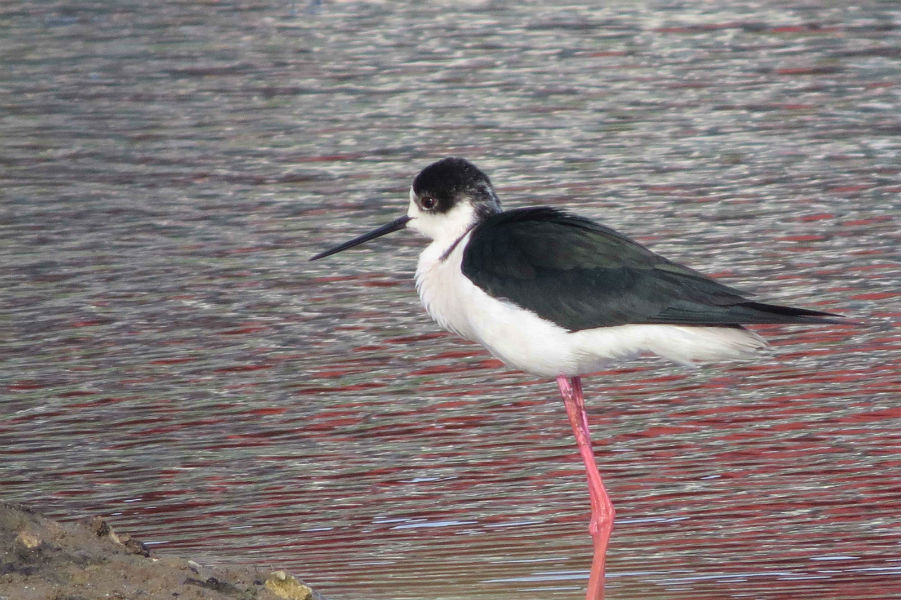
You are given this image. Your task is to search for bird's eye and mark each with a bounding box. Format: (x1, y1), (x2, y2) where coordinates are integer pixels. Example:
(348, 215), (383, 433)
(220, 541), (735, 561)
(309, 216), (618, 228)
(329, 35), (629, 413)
(420, 195), (436, 210)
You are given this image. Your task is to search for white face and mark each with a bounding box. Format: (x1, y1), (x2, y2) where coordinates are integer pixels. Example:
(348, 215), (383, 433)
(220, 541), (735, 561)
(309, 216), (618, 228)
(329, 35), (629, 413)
(406, 187), (479, 244)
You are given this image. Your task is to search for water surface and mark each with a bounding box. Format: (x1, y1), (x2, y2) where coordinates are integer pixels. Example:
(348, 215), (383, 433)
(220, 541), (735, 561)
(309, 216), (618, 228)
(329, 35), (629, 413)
(1, 2), (899, 599)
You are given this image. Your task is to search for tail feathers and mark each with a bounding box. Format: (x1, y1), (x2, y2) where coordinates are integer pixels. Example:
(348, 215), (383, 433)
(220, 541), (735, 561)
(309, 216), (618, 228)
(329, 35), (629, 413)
(643, 325), (770, 366)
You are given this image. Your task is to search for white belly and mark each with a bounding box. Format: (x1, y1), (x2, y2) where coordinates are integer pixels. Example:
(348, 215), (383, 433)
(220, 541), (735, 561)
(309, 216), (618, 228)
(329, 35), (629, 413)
(414, 235), (768, 378)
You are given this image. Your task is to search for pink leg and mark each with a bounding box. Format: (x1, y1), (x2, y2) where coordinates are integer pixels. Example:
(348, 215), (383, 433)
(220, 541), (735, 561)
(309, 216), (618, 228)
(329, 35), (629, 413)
(557, 375), (615, 600)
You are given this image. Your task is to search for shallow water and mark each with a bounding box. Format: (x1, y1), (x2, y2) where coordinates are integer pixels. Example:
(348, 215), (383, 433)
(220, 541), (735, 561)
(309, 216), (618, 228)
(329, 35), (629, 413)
(1, 1), (899, 599)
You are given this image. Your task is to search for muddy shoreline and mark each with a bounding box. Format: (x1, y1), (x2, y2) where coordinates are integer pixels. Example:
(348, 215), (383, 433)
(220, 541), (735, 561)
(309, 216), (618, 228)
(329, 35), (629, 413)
(0, 503), (324, 600)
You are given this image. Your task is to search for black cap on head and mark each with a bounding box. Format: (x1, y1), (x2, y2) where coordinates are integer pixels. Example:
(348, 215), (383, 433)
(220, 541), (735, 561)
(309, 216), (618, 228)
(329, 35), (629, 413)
(412, 157), (500, 214)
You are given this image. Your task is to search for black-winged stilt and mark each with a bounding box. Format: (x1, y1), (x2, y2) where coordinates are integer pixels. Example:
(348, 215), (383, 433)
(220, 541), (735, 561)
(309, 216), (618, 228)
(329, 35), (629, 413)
(310, 157), (843, 599)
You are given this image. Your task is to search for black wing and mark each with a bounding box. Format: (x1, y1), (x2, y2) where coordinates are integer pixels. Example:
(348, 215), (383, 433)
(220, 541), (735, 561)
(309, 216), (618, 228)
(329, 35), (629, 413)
(461, 207), (840, 331)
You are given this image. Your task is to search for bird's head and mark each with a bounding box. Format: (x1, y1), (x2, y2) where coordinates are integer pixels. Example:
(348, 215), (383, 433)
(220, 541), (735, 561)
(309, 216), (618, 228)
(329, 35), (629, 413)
(310, 157), (500, 260)
(407, 157), (501, 242)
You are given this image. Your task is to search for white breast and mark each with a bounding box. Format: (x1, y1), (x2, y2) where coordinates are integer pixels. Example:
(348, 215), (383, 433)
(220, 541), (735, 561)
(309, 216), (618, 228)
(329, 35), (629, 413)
(414, 233), (481, 341)
(414, 234), (603, 376)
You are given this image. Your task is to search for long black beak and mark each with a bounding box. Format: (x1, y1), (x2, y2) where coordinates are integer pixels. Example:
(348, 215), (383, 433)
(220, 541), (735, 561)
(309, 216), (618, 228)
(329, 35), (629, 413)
(310, 215), (412, 261)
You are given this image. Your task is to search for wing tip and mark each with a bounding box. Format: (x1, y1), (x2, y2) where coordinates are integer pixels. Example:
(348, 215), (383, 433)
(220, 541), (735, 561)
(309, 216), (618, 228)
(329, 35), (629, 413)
(739, 301), (857, 325)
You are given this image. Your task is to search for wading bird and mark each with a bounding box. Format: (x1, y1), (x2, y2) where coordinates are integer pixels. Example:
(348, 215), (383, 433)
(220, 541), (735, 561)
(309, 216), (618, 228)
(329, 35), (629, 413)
(311, 157), (842, 599)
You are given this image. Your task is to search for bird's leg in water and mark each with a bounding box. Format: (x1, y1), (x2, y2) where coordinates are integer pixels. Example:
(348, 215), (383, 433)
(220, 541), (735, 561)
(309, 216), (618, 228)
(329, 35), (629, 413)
(557, 375), (615, 600)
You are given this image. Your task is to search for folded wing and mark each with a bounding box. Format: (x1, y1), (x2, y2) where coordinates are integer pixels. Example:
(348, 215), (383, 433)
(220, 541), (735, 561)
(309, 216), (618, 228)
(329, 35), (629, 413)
(461, 207), (840, 331)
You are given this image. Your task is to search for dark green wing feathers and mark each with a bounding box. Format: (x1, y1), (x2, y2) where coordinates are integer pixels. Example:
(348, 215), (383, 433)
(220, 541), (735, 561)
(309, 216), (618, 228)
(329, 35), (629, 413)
(461, 208), (838, 331)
